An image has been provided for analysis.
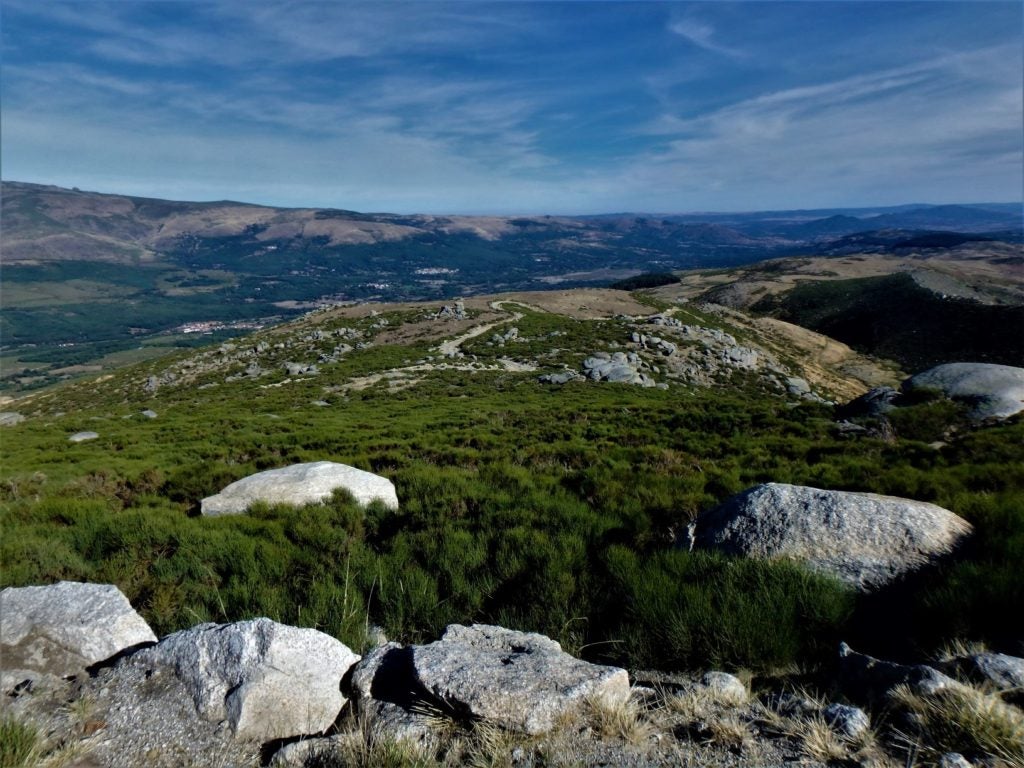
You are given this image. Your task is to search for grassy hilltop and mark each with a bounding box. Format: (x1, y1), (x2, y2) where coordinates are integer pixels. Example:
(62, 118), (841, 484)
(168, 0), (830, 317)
(2, 288), (1022, 677)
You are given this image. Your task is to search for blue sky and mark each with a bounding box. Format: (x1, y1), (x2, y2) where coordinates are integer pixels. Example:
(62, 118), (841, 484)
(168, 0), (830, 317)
(2, 1), (1021, 214)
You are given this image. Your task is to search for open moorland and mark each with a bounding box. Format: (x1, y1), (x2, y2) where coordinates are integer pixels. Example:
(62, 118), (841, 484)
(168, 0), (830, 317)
(2, 283), (1022, 767)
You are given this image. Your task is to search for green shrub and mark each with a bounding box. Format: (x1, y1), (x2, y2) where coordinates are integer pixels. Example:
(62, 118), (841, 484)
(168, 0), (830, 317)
(0, 717), (39, 768)
(596, 547), (855, 671)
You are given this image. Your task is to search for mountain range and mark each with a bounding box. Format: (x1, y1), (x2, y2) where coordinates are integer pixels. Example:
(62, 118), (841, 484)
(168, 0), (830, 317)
(1, 181), (1020, 394)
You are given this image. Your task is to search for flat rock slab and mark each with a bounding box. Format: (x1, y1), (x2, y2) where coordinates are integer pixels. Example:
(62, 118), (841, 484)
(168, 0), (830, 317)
(903, 362), (1024, 421)
(0, 581), (156, 687)
(0, 412), (25, 426)
(131, 617), (360, 741)
(201, 460), (398, 515)
(68, 431), (100, 442)
(412, 624), (629, 735)
(693, 483), (971, 591)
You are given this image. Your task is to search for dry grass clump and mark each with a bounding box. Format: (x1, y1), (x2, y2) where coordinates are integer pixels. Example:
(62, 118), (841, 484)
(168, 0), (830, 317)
(750, 688), (887, 766)
(664, 679), (749, 722)
(891, 682), (1024, 766)
(934, 639), (988, 664)
(311, 714), (442, 768)
(0, 712), (100, 768)
(461, 721), (521, 768)
(659, 682), (755, 751)
(702, 715), (755, 751)
(585, 693), (658, 746)
(796, 715), (855, 763)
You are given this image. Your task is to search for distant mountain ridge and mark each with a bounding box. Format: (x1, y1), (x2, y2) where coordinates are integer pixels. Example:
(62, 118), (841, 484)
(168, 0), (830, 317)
(4, 181), (1020, 266)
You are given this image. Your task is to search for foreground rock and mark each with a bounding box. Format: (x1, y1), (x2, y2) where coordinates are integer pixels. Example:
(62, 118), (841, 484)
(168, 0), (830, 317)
(414, 624), (629, 735)
(68, 430), (99, 442)
(130, 618), (360, 740)
(838, 642), (961, 704)
(350, 642), (439, 745)
(201, 460), (399, 515)
(0, 411), (25, 426)
(903, 362), (1024, 421)
(692, 483), (972, 591)
(1, 581), (156, 690)
(352, 624), (630, 737)
(938, 651), (1024, 702)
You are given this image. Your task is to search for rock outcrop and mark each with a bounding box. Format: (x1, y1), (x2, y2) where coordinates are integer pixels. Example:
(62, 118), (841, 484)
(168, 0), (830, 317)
(350, 642), (439, 745)
(414, 624), (629, 735)
(582, 351), (658, 387)
(938, 651), (1024, 702)
(68, 431), (99, 442)
(838, 386), (901, 419)
(903, 362), (1024, 421)
(0, 412), (25, 426)
(1, 581), (156, 689)
(200, 460), (399, 515)
(692, 483), (972, 591)
(130, 618), (360, 740)
(351, 624), (630, 737)
(4, 580), (1010, 768)
(838, 642), (961, 704)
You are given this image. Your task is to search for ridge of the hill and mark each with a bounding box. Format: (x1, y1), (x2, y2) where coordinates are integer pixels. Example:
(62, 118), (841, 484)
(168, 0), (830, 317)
(11, 287), (900, 417)
(649, 250), (1024, 370)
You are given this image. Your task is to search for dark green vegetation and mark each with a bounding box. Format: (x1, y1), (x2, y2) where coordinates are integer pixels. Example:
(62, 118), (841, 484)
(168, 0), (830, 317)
(753, 272), (1024, 370)
(609, 273), (681, 291)
(894, 232), (993, 249)
(0, 716), (39, 768)
(3, 303), (1022, 677)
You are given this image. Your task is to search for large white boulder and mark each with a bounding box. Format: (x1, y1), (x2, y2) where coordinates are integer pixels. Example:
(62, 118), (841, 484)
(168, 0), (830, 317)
(131, 618), (360, 741)
(411, 624), (629, 735)
(903, 362), (1024, 421)
(1, 581), (156, 689)
(200, 461), (398, 515)
(692, 483), (972, 591)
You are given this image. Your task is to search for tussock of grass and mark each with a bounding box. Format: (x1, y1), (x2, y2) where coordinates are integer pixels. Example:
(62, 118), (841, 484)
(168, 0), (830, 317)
(797, 715), (852, 763)
(891, 682), (1024, 766)
(0, 717), (40, 768)
(311, 718), (440, 768)
(935, 638), (988, 664)
(702, 715), (754, 751)
(586, 693), (657, 746)
(463, 722), (520, 768)
(665, 683), (747, 722)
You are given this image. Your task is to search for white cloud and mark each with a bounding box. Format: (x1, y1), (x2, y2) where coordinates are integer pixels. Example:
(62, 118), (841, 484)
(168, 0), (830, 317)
(667, 17), (744, 59)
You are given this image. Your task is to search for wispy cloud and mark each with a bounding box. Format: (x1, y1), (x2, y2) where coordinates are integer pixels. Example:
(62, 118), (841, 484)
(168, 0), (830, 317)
(619, 43), (1023, 209)
(2, 1), (1020, 212)
(667, 17), (744, 59)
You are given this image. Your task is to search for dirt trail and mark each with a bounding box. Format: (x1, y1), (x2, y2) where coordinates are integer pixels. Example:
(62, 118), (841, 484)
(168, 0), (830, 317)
(434, 300), (538, 357)
(341, 301), (542, 391)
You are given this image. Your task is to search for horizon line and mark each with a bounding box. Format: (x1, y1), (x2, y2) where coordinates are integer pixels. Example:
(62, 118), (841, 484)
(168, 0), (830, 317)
(3, 178), (1022, 220)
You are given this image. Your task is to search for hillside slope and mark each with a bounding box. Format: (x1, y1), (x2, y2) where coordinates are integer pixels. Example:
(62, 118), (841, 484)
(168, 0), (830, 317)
(649, 250), (1024, 369)
(3, 287), (1020, 678)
